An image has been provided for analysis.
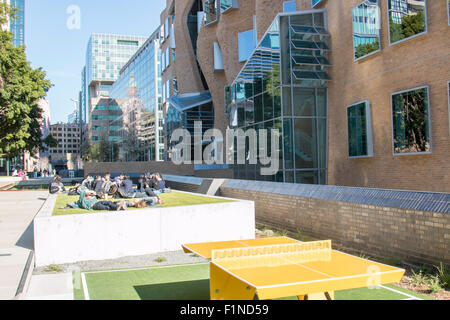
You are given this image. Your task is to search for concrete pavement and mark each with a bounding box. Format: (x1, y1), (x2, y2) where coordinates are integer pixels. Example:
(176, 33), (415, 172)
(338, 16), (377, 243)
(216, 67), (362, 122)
(0, 190), (48, 300)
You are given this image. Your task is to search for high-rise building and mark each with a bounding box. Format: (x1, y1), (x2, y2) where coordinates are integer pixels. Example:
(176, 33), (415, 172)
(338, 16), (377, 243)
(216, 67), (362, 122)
(9, 0), (24, 47)
(80, 34), (147, 146)
(157, 0), (449, 193)
(109, 28), (164, 162)
(48, 123), (82, 171)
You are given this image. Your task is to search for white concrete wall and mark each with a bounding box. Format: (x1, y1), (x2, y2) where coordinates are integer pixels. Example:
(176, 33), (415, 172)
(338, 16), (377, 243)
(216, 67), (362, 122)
(34, 193), (255, 267)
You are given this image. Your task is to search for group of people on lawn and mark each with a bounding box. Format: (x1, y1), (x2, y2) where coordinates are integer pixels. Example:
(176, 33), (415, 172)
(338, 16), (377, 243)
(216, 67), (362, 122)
(50, 172), (168, 212)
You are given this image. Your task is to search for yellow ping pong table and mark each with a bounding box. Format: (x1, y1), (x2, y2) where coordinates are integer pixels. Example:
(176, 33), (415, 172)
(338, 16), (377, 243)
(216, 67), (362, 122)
(182, 237), (405, 300)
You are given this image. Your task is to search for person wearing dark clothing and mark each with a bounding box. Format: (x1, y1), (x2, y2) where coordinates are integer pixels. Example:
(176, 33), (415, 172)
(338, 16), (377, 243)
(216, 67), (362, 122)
(49, 175), (66, 194)
(137, 174), (148, 192)
(92, 201), (120, 211)
(92, 175), (104, 197)
(76, 188), (126, 211)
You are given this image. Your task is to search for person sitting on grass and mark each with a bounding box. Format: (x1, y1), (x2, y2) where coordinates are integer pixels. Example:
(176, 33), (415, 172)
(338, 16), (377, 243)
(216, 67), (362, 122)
(77, 187), (127, 211)
(114, 172), (125, 185)
(115, 175), (165, 204)
(49, 175), (66, 194)
(137, 173), (148, 193)
(81, 175), (94, 190)
(102, 172), (113, 195)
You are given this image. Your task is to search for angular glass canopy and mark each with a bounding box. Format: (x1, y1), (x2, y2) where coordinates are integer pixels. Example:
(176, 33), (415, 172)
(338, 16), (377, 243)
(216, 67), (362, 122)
(167, 91), (213, 111)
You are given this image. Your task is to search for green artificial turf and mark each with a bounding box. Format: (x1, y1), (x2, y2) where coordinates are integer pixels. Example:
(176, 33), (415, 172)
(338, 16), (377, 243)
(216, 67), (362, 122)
(77, 263), (433, 301)
(53, 191), (234, 216)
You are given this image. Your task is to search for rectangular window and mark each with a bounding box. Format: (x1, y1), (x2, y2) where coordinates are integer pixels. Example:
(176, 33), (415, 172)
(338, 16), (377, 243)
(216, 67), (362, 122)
(283, 1), (297, 12)
(220, 0), (239, 14)
(448, 0), (450, 26)
(92, 115), (107, 121)
(352, 0), (381, 61)
(204, 0), (218, 25)
(347, 101), (374, 158)
(238, 29), (255, 62)
(312, 0), (323, 7)
(391, 86), (431, 155)
(117, 40), (139, 46)
(388, 0), (427, 45)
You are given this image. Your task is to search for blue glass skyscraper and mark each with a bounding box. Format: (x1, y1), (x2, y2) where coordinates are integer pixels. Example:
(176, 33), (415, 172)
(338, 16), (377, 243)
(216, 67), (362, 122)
(10, 0), (24, 47)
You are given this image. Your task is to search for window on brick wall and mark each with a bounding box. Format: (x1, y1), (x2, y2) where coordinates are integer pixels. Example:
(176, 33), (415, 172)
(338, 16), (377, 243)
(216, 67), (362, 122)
(387, 0), (427, 45)
(312, 0), (324, 7)
(391, 86), (431, 155)
(347, 101), (374, 158)
(352, 0), (381, 61)
(283, 1), (297, 12)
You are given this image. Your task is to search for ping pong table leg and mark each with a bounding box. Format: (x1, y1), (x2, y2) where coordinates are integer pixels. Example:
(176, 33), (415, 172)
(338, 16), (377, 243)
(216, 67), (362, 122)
(210, 263), (256, 300)
(297, 292), (334, 300)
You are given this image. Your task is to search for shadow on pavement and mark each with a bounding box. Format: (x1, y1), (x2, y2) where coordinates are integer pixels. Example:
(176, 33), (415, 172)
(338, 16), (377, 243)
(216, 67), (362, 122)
(15, 220), (34, 251)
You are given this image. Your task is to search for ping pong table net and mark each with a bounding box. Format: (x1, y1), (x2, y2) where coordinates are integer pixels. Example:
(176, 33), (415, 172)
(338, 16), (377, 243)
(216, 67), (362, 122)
(211, 240), (332, 270)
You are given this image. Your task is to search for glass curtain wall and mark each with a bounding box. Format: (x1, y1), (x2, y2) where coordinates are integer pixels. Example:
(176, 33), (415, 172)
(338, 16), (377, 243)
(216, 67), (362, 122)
(225, 11), (330, 185)
(109, 31), (163, 162)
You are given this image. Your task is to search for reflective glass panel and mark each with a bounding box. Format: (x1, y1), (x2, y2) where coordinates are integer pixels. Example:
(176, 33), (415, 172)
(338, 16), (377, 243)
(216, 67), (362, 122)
(392, 87), (431, 154)
(352, 0), (381, 60)
(204, 0), (218, 25)
(388, 0), (427, 44)
(294, 118), (317, 169)
(347, 102), (371, 157)
(238, 30), (256, 62)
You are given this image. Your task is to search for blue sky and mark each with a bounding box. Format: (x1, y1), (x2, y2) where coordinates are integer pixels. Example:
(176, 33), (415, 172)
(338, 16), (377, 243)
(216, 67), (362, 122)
(25, 0), (166, 124)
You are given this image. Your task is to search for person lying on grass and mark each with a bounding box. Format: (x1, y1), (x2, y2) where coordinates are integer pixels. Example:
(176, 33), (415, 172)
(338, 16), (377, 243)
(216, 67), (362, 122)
(76, 188), (127, 211)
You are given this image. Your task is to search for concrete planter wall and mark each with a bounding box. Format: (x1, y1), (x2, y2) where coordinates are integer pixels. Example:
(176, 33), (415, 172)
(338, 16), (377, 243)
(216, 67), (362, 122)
(34, 192), (255, 267)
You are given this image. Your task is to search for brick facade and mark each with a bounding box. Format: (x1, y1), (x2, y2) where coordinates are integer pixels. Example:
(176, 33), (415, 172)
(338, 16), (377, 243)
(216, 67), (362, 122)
(193, 0), (450, 192)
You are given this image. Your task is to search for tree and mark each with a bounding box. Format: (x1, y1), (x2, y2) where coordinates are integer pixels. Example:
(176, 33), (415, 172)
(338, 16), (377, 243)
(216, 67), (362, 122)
(0, 3), (52, 173)
(355, 39), (380, 59)
(42, 133), (58, 150)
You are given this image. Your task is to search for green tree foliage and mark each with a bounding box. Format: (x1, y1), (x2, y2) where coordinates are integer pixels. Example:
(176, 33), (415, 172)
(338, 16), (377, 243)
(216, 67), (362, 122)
(42, 134), (58, 150)
(0, 4), (52, 160)
(0, 1), (17, 27)
(355, 39), (380, 59)
(389, 11), (425, 43)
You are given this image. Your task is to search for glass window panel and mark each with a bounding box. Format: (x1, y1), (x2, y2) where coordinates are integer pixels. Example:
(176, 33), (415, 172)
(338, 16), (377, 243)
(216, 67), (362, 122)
(237, 103), (245, 128)
(347, 102), (371, 157)
(294, 118), (317, 169)
(274, 87), (282, 118)
(236, 82), (245, 102)
(204, 0), (218, 25)
(285, 171), (294, 183)
(392, 87), (431, 154)
(317, 118), (327, 169)
(245, 99), (255, 126)
(282, 87), (292, 116)
(316, 88), (327, 117)
(388, 0), (427, 44)
(353, 0), (381, 60)
(263, 91), (273, 121)
(296, 170), (318, 184)
(254, 94), (263, 123)
(312, 0), (323, 8)
(264, 120), (274, 158)
(280, 16), (291, 85)
(220, 0), (238, 14)
(284, 1), (297, 12)
(238, 30), (256, 62)
(244, 82), (253, 99)
(293, 87), (315, 117)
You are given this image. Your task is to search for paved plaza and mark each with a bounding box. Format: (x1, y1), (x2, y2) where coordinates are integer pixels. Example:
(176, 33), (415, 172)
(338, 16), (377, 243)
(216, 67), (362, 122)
(0, 190), (47, 299)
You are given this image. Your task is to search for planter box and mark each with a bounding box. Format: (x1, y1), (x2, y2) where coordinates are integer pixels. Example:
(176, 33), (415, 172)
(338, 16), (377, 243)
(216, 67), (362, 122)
(34, 191), (255, 267)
